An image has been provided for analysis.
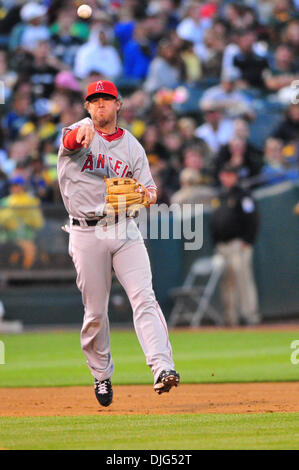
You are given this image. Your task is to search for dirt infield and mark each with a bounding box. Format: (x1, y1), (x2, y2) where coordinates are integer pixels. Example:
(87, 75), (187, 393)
(1, 382), (298, 417)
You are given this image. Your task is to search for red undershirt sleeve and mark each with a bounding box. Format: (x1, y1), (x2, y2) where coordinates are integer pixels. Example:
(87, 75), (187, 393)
(63, 128), (83, 150)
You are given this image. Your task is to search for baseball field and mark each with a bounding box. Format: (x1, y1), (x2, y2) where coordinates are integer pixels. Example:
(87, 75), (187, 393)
(0, 326), (298, 450)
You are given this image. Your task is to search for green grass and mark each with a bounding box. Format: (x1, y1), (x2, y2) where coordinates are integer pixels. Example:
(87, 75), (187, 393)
(1, 330), (298, 451)
(0, 329), (298, 387)
(0, 413), (298, 449)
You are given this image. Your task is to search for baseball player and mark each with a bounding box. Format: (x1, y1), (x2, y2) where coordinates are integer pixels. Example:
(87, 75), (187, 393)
(57, 80), (180, 407)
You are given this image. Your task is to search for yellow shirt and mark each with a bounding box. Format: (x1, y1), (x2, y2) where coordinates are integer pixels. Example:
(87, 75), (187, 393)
(0, 192), (44, 231)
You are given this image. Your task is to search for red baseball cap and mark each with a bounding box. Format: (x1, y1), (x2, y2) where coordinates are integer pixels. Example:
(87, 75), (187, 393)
(85, 80), (119, 101)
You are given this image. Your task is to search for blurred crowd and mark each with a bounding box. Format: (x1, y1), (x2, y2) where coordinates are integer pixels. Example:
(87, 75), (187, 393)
(0, 0), (299, 210)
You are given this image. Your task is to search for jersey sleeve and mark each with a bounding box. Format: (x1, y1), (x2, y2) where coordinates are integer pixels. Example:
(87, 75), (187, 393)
(63, 128), (83, 150)
(59, 117), (93, 158)
(133, 147), (157, 190)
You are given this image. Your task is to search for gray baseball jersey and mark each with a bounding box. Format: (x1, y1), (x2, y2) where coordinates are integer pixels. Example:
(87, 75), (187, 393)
(57, 117), (157, 219)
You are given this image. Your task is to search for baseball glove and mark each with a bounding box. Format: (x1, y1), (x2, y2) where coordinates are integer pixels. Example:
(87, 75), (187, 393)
(104, 177), (151, 217)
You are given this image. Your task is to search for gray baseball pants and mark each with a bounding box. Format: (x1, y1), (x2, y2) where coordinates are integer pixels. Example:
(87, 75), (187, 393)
(68, 218), (174, 383)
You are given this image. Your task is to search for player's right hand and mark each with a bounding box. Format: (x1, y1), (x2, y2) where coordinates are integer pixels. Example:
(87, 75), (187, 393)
(76, 124), (95, 149)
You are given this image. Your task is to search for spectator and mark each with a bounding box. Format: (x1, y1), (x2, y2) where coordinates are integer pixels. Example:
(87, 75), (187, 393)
(223, 2), (245, 30)
(144, 38), (186, 93)
(11, 79), (33, 100)
(0, 176), (44, 269)
(264, 137), (285, 164)
(163, 132), (182, 160)
(255, 0), (275, 25)
(215, 136), (263, 184)
(0, 49), (17, 102)
(145, 12), (169, 45)
(28, 156), (54, 203)
(177, 117), (197, 146)
(233, 28), (269, 89)
(10, 2), (50, 52)
(210, 164), (260, 326)
(87, 9), (114, 45)
(0, 2), (22, 48)
(129, 89), (152, 118)
(40, 142), (61, 203)
(163, 131), (182, 176)
(180, 38), (202, 83)
(2, 94), (32, 140)
(0, 147), (13, 177)
(282, 20), (299, 69)
(31, 98), (58, 145)
(21, 40), (66, 100)
(73, 28), (122, 80)
(264, 44), (299, 92)
(269, 0), (295, 30)
(150, 167), (171, 205)
(114, 6), (136, 54)
(154, 106), (179, 137)
(261, 137), (299, 184)
(200, 72), (255, 119)
(176, 1), (212, 45)
(233, 117), (252, 140)
(54, 70), (81, 95)
(242, 5), (260, 30)
(272, 103), (299, 143)
(141, 125), (169, 162)
(50, 8), (84, 68)
(22, 130), (40, 161)
(122, 20), (156, 80)
(0, 169), (9, 199)
(117, 95), (147, 139)
(194, 103), (234, 154)
(170, 167), (216, 205)
(194, 26), (226, 78)
(183, 140), (211, 170)
(5, 140), (30, 177)
(147, 0), (180, 31)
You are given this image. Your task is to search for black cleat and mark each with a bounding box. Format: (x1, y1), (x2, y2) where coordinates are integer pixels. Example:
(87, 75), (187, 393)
(94, 378), (113, 407)
(154, 370), (180, 395)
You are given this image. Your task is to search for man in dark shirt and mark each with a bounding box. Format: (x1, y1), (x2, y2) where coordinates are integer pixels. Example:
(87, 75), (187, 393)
(210, 164), (260, 326)
(272, 103), (299, 143)
(21, 40), (60, 99)
(233, 29), (269, 89)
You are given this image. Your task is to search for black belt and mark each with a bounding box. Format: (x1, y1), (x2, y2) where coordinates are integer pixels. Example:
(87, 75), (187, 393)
(72, 217), (105, 226)
(72, 215), (131, 226)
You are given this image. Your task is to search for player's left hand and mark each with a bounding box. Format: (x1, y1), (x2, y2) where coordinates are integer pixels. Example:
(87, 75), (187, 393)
(135, 186), (157, 206)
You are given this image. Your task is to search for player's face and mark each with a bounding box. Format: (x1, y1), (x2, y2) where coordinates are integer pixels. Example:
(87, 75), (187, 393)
(86, 94), (121, 128)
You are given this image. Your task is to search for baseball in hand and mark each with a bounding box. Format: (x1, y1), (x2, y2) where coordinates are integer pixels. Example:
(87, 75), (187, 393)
(77, 4), (92, 19)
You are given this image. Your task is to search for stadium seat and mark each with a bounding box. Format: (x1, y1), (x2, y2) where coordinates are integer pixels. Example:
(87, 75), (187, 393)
(168, 254), (225, 327)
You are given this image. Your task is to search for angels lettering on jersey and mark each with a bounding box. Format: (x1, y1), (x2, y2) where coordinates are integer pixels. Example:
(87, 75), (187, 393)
(81, 152), (133, 179)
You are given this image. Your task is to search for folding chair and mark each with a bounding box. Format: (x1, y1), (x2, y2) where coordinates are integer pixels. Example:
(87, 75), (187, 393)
(168, 254), (225, 327)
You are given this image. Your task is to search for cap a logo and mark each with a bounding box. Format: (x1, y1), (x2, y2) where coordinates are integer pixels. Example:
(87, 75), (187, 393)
(96, 81), (104, 91)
